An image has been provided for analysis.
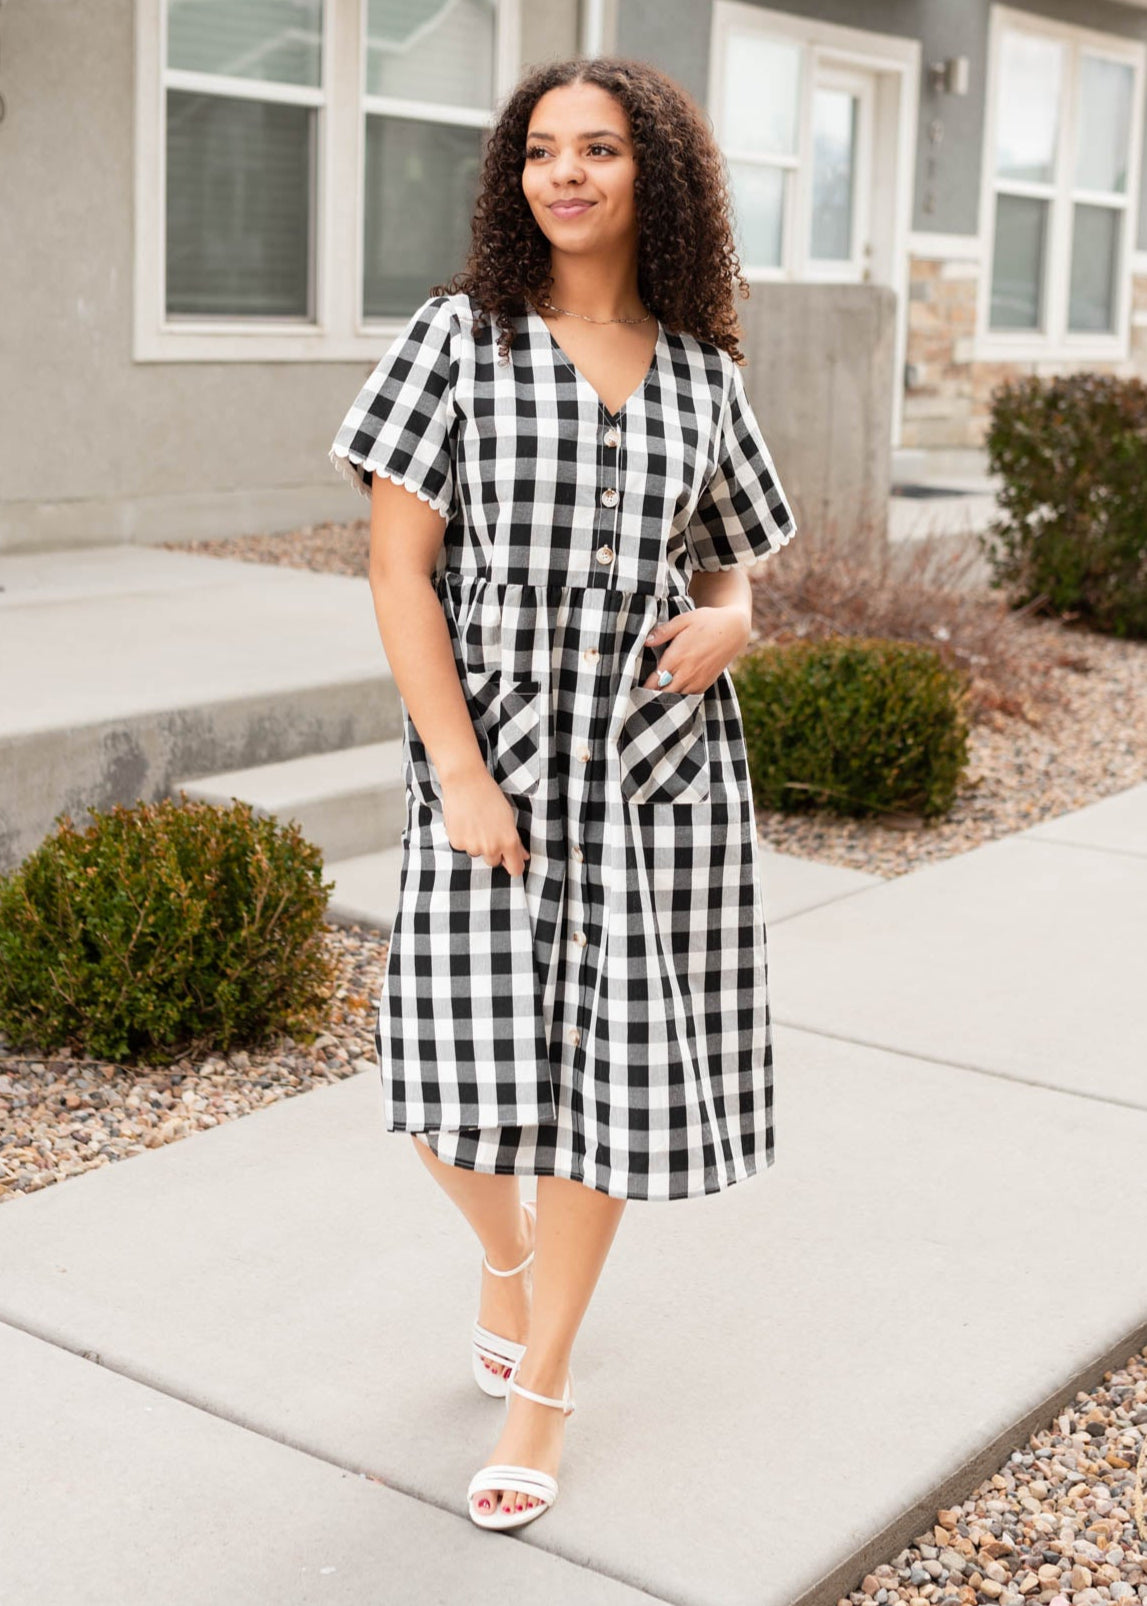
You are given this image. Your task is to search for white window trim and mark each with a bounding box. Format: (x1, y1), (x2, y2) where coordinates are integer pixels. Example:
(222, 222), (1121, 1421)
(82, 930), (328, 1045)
(708, 2), (919, 447)
(133, 0), (519, 363)
(975, 4), (1145, 364)
(907, 231), (984, 261)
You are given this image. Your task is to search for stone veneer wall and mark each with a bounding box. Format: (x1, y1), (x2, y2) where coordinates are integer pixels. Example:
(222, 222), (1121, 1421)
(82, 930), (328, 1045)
(901, 253), (1147, 450)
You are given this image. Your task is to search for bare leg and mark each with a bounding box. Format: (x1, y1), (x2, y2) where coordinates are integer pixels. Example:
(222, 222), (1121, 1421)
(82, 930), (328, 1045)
(410, 1136), (534, 1381)
(471, 1174), (626, 1517)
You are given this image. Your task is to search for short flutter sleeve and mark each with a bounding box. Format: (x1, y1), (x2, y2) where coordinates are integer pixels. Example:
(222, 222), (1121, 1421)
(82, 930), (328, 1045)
(328, 294), (457, 517)
(685, 357), (797, 571)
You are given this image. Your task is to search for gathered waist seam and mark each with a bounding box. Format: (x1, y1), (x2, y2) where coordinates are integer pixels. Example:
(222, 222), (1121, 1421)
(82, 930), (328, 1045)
(436, 569), (682, 603)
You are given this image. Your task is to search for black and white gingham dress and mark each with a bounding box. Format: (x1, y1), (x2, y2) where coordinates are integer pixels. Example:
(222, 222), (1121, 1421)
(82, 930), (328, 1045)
(329, 290), (797, 1201)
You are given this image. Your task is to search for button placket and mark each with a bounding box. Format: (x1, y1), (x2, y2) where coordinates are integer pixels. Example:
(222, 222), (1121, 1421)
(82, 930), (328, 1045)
(595, 411), (622, 582)
(561, 410), (624, 1085)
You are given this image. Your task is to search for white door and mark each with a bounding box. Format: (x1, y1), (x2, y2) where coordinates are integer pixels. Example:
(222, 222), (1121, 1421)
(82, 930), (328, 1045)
(718, 46), (877, 282)
(800, 64), (875, 282)
(709, 4), (920, 444)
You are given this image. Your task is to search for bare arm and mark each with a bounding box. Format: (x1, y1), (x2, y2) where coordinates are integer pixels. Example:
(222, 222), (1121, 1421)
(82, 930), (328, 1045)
(686, 565), (753, 633)
(368, 476), (529, 874)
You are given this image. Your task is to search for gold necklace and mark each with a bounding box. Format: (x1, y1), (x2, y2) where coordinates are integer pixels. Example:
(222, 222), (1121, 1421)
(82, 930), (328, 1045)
(535, 294), (652, 326)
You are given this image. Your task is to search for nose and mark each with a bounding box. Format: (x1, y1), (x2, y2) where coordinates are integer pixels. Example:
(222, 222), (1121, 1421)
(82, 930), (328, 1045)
(550, 145), (585, 186)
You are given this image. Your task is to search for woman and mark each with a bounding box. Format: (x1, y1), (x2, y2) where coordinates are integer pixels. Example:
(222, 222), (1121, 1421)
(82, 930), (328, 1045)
(329, 55), (797, 1532)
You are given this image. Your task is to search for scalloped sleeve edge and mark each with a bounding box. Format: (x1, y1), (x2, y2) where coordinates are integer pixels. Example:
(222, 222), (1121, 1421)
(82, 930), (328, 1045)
(328, 444), (453, 517)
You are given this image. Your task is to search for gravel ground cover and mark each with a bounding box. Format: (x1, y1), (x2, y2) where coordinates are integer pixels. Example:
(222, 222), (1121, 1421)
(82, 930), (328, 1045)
(0, 922), (388, 1203)
(3, 964), (1145, 1602)
(163, 519), (1147, 880)
(835, 1343), (1147, 1606)
(2, 518), (1138, 1580)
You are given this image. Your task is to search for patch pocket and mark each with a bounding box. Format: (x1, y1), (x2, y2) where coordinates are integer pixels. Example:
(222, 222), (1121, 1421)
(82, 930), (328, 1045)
(403, 673), (542, 805)
(618, 686), (710, 806)
(490, 678), (544, 798)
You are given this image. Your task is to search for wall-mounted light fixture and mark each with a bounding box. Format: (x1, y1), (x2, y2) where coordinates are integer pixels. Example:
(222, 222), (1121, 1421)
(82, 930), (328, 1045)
(928, 56), (970, 96)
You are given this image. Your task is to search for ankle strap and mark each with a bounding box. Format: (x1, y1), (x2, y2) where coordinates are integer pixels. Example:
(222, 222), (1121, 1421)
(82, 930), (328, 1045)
(510, 1376), (574, 1413)
(481, 1201), (536, 1278)
(482, 1245), (534, 1278)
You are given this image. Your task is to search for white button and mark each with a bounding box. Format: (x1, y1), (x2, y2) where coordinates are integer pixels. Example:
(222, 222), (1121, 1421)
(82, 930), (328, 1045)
(577, 746), (591, 763)
(595, 545), (614, 564)
(600, 486), (619, 508)
(572, 930), (587, 946)
(604, 428), (620, 449)
(571, 843), (584, 861)
(567, 1026), (581, 1046)
(582, 646), (599, 663)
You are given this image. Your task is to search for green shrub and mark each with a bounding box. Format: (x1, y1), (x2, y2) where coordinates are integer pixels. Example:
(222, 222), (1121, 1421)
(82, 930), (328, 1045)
(733, 636), (970, 819)
(0, 795), (337, 1064)
(982, 371), (1147, 639)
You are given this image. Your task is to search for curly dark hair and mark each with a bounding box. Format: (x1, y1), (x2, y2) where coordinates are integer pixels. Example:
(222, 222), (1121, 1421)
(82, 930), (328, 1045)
(430, 55), (752, 364)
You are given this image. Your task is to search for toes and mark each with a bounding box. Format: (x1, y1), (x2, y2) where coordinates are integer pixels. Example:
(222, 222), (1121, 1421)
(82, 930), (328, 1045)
(473, 1484), (541, 1517)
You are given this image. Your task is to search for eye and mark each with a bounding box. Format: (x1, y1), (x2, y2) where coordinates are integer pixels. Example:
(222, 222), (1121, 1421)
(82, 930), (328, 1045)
(589, 143), (618, 157)
(524, 144), (549, 160)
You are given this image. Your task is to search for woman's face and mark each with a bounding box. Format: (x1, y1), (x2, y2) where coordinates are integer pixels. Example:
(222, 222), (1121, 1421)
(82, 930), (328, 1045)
(520, 81), (638, 258)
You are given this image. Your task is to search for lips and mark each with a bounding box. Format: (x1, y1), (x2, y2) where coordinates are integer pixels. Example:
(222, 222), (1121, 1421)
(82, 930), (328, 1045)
(550, 200), (593, 217)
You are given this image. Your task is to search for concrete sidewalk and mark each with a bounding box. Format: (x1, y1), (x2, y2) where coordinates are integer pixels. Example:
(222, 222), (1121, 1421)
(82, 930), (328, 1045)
(2, 782), (1145, 1605)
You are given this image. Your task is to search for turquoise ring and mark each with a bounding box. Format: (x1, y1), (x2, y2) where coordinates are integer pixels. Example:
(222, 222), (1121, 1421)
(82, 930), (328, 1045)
(657, 668), (673, 688)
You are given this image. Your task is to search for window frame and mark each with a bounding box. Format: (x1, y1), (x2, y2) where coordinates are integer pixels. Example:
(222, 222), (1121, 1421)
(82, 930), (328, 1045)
(133, 0), (519, 363)
(356, 0), (510, 332)
(708, 1), (917, 285)
(975, 4), (1145, 363)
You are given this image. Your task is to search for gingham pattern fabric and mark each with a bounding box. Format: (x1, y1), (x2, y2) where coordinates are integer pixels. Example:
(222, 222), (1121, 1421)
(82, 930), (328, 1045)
(329, 291), (798, 1201)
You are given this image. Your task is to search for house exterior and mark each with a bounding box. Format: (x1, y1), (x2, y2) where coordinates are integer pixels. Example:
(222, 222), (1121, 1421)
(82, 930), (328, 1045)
(630, 0), (1147, 453)
(3, 0), (1147, 554)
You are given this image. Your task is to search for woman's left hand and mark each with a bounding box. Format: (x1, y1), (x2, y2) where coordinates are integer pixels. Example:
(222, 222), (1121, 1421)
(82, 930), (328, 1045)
(641, 605), (752, 693)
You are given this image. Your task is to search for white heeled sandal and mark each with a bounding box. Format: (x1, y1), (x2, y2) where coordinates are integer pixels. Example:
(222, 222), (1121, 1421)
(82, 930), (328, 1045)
(471, 1200), (536, 1397)
(466, 1357), (576, 1530)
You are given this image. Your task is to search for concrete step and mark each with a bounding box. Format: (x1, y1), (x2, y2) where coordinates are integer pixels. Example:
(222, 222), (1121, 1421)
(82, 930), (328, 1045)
(324, 845), (408, 933)
(0, 544), (403, 872)
(175, 741), (408, 865)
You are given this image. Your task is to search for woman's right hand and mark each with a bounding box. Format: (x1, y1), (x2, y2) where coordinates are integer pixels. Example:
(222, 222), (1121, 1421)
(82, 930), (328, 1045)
(439, 763), (531, 876)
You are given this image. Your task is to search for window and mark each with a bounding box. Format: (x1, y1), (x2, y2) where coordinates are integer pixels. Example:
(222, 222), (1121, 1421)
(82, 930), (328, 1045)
(361, 0), (496, 318)
(164, 1), (325, 322)
(721, 30), (802, 271)
(133, 0), (518, 361)
(982, 8), (1143, 354)
(709, 4), (905, 287)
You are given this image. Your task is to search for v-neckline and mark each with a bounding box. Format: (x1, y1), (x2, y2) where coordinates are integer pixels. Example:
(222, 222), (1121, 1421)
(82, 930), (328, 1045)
(530, 305), (663, 421)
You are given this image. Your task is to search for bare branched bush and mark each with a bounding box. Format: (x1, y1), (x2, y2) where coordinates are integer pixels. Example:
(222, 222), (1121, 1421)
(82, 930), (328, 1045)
(747, 518), (1090, 730)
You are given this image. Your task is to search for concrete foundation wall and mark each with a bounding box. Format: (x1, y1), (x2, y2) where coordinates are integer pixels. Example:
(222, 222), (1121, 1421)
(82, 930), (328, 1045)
(739, 284), (897, 560)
